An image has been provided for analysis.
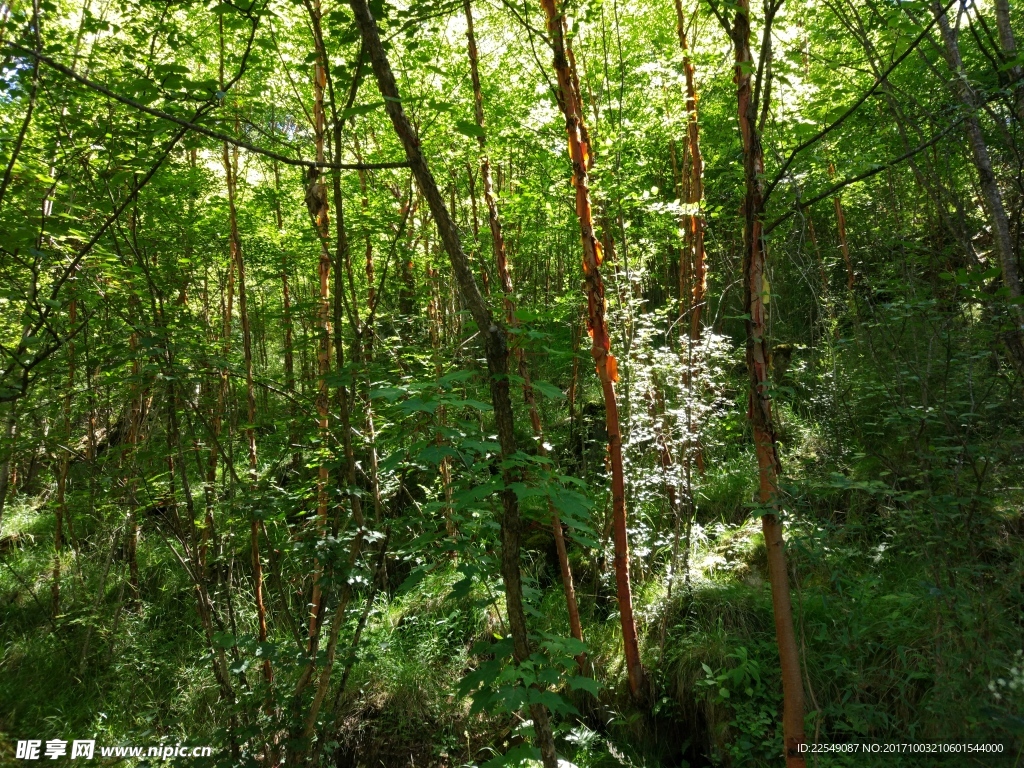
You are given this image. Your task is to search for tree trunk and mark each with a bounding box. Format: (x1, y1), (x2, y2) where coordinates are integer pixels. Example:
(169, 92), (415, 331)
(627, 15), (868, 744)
(731, 1), (806, 763)
(0, 403), (16, 536)
(126, 318), (142, 603)
(222, 133), (271, 685)
(538, 0), (646, 700)
(202, 248), (232, 571)
(671, 138), (691, 319)
(673, 0), (707, 339)
(348, 0), (559, 762)
(203, 22), (236, 579)
(352, 143), (384, 522)
(53, 288), (76, 618)
(307, 0), (333, 649)
(672, 0), (708, 486)
(464, 0), (585, 663)
(828, 163), (854, 290)
(273, 160), (301, 473)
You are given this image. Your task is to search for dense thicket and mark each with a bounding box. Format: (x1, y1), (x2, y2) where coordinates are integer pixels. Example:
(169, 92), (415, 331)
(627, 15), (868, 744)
(1, 0), (1023, 764)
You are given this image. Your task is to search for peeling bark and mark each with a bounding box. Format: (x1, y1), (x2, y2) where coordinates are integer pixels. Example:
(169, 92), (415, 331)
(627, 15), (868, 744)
(538, 0), (645, 700)
(730, 0), (806, 761)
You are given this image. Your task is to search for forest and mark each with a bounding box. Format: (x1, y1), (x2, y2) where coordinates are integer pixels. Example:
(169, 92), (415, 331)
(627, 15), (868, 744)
(0, 0), (1023, 762)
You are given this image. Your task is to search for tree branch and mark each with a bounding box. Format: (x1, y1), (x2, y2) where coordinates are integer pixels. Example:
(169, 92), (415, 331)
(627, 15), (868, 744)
(761, 0), (958, 206)
(6, 45), (411, 172)
(763, 112), (967, 236)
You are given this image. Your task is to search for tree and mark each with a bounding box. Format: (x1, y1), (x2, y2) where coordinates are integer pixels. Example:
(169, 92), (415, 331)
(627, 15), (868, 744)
(724, 0), (806, 760)
(348, 0), (560, 762)
(537, 0), (646, 700)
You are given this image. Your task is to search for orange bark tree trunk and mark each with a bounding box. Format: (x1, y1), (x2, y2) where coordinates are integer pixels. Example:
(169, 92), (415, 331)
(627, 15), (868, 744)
(672, 0), (707, 537)
(730, 1), (806, 763)
(538, 0), (645, 699)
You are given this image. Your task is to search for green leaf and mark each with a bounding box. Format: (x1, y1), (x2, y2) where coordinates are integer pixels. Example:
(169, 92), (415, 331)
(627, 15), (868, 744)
(370, 386), (404, 402)
(455, 119), (486, 138)
(341, 102), (384, 119)
(446, 398), (493, 412)
(398, 396), (438, 414)
(567, 675), (600, 696)
(212, 631), (236, 649)
(531, 380), (564, 399)
(418, 444), (459, 465)
(527, 689), (579, 716)
(480, 743), (540, 768)
(398, 565), (432, 594)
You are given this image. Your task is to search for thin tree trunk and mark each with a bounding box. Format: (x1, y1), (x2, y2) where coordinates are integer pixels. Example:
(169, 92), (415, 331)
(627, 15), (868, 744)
(539, 0), (645, 700)
(283, 24), (371, 741)
(0, 404), (17, 536)
(203, 253), (233, 570)
(348, 0), (559, 762)
(827, 163), (855, 289)
(834, 0), (980, 275)
(352, 142), (384, 522)
(204, 23), (236, 577)
(673, 0), (707, 339)
(222, 133), (272, 684)
(273, 160), (301, 473)
(427, 265), (455, 530)
(730, 1), (806, 762)
(671, 1), (709, 484)
(126, 317), (142, 603)
(465, 162), (492, 295)
(400, 245), (416, 316)
(306, 0), (333, 648)
(53, 288), (76, 618)
(464, 0), (585, 661)
(671, 137), (691, 319)
(353, 138), (378, 320)
(167, 367), (238, 729)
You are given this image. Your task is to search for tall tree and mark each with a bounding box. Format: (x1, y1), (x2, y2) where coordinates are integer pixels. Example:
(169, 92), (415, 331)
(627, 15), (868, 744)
(348, 0), (561, 763)
(306, 0), (334, 648)
(222, 133), (271, 684)
(994, 0), (1024, 120)
(538, 0), (646, 699)
(727, 0), (807, 761)
(52, 283), (76, 619)
(673, 0), (708, 339)
(463, 0), (585, 660)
